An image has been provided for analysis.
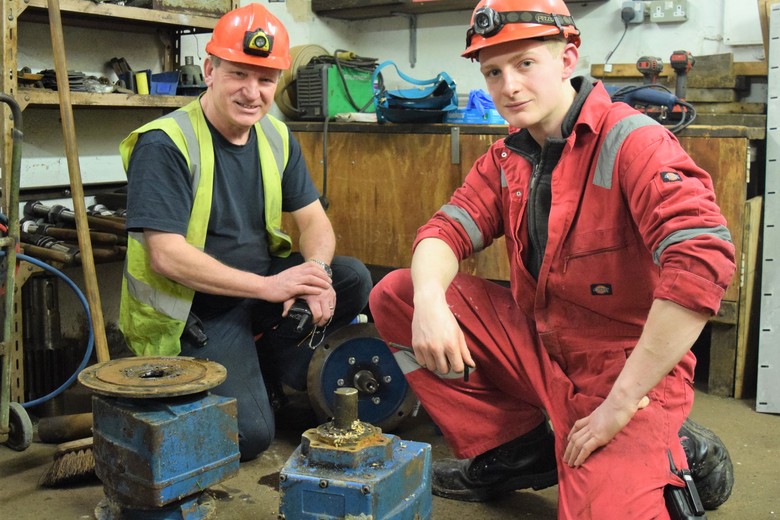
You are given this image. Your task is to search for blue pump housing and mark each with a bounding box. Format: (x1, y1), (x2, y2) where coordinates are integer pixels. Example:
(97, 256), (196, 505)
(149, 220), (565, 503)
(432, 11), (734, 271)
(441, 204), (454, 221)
(92, 393), (240, 508)
(279, 431), (432, 520)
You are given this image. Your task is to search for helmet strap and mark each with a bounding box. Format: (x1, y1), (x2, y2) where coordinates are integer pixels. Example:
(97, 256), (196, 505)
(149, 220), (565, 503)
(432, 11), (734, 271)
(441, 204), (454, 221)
(467, 8), (577, 47)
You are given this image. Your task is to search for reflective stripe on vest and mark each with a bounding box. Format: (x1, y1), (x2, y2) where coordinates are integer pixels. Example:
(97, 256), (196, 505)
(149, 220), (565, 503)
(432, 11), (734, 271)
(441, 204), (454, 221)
(118, 98), (292, 356)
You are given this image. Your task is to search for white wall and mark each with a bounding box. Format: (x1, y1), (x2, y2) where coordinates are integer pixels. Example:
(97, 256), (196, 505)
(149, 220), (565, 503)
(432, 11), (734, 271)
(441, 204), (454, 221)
(253, 0), (765, 110)
(20, 0), (766, 192)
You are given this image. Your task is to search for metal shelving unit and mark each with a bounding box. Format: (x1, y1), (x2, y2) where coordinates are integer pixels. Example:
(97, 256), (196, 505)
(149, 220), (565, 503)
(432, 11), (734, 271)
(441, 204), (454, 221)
(757, 2), (780, 413)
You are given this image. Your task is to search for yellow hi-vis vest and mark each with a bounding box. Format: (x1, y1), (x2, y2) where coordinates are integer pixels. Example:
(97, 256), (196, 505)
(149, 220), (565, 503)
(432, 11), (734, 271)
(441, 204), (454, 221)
(118, 98), (293, 356)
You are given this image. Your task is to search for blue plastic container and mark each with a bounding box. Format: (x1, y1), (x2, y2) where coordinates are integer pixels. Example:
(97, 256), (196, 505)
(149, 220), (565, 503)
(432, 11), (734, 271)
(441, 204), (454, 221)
(446, 89), (507, 125)
(150, 71), (181, 96)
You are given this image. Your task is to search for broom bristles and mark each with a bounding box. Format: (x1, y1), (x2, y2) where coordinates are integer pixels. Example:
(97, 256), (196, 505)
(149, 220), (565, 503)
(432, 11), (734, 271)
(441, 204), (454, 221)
(39, 437), (98, 488)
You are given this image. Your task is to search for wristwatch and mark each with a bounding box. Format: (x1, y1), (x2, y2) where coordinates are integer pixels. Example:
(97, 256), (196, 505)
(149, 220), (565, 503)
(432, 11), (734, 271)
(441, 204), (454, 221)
(309, 258), (333, 278)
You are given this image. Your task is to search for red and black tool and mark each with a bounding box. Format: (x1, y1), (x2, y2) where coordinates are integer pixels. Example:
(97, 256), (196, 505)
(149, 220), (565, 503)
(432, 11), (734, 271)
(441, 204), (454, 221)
(636, 55), (664, 85)
(670, 50), (695, 100)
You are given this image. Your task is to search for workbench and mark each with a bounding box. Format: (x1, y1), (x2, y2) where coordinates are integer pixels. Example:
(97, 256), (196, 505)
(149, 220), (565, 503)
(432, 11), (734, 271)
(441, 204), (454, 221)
(287, 121), (762, 398)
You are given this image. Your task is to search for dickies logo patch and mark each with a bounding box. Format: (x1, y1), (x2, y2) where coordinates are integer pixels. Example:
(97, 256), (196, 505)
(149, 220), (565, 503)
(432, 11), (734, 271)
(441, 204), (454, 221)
(661, 171), (683, 183)
(590, 284), (613, 296)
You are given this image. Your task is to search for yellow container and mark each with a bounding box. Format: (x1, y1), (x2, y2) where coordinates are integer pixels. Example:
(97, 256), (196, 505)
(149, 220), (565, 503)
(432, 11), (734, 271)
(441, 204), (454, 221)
(135, 71), (150, 95)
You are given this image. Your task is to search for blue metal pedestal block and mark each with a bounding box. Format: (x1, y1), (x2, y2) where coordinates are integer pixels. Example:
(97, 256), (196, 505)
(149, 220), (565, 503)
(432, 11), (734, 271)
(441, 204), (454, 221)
(79, 357), (240, 520)
(92, 392), (240, 508)
(279, 388), (432, 520)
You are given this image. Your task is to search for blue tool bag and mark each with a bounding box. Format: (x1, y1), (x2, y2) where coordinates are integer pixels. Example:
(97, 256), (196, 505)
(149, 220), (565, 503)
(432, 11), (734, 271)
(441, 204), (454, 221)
(371, 60), (457, 124)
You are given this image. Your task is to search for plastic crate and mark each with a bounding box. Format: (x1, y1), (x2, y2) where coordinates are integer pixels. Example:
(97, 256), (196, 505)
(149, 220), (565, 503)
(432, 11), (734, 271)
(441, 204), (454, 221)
(150, 71), (181, 96)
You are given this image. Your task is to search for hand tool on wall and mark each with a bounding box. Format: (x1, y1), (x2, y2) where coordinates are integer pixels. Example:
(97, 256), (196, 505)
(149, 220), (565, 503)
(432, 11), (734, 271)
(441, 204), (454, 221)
(670, 50), (695, 100)
(636, 56), (664, 85)
(24, 201), (126, 236)
(21, 219), (119, 246)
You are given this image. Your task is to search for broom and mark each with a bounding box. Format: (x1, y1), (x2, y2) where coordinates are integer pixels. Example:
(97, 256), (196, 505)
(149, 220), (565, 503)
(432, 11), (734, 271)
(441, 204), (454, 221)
(38, 0), (111, 488)
(39, 438), (97, 487)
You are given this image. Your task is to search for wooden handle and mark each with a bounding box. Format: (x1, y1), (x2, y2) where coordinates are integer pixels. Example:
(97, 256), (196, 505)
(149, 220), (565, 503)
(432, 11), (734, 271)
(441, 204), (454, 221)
(37, 413), (93, 443)
(46, 0), (110, 363)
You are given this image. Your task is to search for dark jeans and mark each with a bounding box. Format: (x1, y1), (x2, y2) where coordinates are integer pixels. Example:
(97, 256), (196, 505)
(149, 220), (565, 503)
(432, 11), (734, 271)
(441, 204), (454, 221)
(180, 254), (372, 461)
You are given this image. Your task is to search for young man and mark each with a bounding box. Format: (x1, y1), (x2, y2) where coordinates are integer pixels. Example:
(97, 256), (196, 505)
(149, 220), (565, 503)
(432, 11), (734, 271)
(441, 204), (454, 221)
(119, 4), (372, 461)
(369, 0), (735, 516)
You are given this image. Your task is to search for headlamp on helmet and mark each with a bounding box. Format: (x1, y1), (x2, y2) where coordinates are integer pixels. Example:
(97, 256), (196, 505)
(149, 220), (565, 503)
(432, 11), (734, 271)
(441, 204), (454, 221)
(466, 7), (577, 48)
(244, 28), (274, 57)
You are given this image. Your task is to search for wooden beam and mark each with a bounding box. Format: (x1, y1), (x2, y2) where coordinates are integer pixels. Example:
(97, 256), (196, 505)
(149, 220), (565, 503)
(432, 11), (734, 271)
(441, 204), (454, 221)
(735, 196), (763, 399)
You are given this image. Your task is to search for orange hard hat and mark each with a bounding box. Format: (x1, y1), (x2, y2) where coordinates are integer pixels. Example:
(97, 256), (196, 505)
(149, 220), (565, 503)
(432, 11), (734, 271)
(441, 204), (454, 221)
(462, 0), (580, 60)
(206, 3), (291, 70)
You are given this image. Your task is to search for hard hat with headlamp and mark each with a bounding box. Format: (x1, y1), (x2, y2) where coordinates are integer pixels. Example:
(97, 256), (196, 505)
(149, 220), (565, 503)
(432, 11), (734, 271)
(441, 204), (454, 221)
(206, 3), (291, 70)
(462, 0), (581, 60)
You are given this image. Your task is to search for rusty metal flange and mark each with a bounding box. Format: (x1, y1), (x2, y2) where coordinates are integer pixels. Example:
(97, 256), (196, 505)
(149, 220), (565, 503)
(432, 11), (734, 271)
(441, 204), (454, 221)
(78, 356), (226, 398)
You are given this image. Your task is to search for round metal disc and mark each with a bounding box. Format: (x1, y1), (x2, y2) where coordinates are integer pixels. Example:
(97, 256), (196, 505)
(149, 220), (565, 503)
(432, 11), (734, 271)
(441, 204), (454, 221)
(5, 402), (33, 451)
(78, 356), (227, 398)
(307, 323), (417, 432)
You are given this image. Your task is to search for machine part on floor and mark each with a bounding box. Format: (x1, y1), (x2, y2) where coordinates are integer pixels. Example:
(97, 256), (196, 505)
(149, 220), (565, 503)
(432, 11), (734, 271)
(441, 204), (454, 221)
(279, 387), (432, 520)
(6, 402), (33, 451)
(0, 93), (27, 450)
(78, 356), (226, 398)
(78, 357), (239, 518)
(307, 323), (418, 432)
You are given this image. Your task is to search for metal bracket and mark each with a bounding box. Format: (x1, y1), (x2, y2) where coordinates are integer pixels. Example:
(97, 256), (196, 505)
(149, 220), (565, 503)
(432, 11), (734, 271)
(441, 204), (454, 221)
(393, 13), (417, 69)
(450, 127), (460, 164)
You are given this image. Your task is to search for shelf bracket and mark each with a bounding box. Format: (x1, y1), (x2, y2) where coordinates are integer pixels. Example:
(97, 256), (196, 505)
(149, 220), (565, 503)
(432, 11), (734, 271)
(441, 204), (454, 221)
(392, 12), (417, 69)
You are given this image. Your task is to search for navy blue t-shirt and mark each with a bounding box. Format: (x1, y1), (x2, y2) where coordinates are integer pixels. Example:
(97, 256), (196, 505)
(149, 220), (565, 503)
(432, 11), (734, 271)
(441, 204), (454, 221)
(125, 117), (320, 315)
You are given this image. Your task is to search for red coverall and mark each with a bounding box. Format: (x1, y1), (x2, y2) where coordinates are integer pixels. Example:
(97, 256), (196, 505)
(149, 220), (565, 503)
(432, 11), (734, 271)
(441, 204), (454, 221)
(370, 81), (736, 519)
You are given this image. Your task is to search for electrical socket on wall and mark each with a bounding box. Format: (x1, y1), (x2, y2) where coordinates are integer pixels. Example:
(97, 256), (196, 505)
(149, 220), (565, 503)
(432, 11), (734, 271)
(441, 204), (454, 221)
(621, 1), (644, 24)
(649, 0), (688, 23)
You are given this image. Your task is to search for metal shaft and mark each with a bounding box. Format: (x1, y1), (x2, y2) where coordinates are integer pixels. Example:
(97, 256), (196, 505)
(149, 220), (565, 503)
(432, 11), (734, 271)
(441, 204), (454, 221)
(333, 387), (358, 430)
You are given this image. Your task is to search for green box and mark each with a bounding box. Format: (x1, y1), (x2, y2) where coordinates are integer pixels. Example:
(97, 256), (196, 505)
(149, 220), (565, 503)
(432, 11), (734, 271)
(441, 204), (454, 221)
(297, 63), (375, 120)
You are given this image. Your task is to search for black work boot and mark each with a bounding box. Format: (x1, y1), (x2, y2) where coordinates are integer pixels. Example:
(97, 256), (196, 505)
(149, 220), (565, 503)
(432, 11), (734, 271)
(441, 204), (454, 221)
(432, 421), (558, 502)
(679, 418), (734, 510)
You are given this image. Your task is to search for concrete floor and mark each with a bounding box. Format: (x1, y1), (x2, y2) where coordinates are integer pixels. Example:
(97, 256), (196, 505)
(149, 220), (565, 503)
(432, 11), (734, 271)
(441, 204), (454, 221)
(0, 389), (778, 519)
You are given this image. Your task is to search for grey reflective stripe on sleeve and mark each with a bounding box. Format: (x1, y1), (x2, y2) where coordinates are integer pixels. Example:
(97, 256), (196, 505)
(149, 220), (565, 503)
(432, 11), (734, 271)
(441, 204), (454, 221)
(594, 114), (659, 189)
(391, 349), (476, 379)
(166, 109), (201, 194)
(393, 349), (424, 374)
(653, 225), (733, 265)
(123, 266), (191, 322)
(441, 204), (485, 251)
(259, 117), (285, 181)
(500, 167), (508, 188)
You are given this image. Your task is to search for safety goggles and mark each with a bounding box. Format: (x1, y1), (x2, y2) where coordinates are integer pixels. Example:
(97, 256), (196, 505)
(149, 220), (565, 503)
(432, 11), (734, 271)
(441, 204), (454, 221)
(465, 7), (577, 47)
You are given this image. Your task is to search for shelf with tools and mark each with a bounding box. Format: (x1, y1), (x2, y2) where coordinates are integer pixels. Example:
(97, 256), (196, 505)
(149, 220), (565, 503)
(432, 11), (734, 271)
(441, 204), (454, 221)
(0, 0), (232, 405)
(15, 88), (196, 110)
